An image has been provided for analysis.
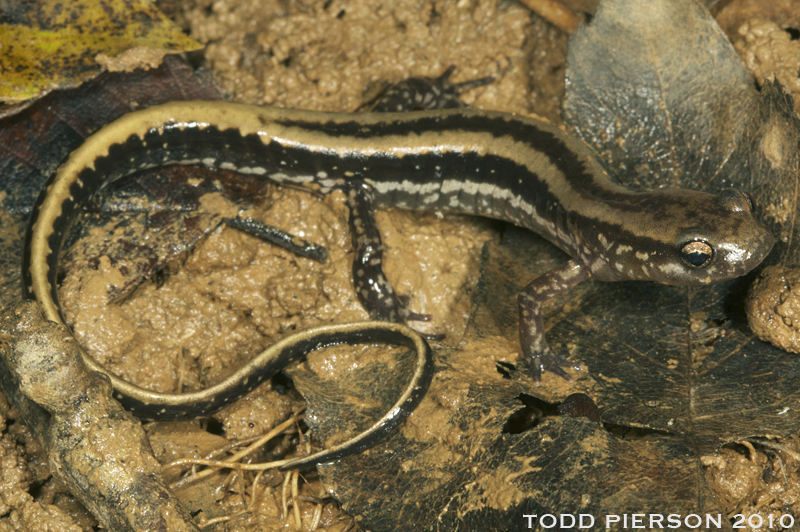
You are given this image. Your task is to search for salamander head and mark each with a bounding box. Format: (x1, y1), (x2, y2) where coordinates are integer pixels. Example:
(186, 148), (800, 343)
(590, 188), (774, 286)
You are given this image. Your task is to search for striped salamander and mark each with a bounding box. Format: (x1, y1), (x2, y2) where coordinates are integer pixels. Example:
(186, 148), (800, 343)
(23, 74), (774, 457)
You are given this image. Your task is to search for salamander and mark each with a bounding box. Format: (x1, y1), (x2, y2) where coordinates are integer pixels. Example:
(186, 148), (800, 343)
(22, 84), (774, 439)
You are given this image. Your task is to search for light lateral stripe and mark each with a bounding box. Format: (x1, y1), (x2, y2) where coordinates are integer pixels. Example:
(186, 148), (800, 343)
(30, 101), (682, 280)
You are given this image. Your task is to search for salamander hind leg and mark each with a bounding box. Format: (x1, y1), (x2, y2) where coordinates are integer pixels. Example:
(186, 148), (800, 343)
(519, 259), (589, 382)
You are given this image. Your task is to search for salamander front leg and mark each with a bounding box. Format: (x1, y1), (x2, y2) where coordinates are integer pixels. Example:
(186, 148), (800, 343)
(345, 182), (443, 340)
(519, 259), (589, 382)
(222, 217), (327, 262)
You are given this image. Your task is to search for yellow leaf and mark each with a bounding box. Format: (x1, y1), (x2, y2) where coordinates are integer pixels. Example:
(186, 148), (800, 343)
(0, 0), (202, 103)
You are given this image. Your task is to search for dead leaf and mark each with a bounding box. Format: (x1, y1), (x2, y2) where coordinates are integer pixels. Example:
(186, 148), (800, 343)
(298, 0), (800, 529)
(0, 0), (201, 103)
(2, 1), (799, 529)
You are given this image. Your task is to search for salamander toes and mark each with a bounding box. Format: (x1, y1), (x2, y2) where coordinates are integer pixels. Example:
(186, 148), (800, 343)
(528, 348), (581, 383)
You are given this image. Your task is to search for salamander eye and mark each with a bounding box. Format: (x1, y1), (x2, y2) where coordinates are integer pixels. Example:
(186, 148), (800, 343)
(678, 240), (714, 269)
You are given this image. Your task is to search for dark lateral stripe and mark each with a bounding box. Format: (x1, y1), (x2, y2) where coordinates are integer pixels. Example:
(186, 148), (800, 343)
(274, 112), (627, 201)
(22, 109), (643, 308)
(72, 123), (576, 253)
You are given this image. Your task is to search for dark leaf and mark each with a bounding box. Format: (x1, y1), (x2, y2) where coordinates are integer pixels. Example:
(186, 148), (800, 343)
(305, 228), (734, 530)
(298, 0), (800, 530)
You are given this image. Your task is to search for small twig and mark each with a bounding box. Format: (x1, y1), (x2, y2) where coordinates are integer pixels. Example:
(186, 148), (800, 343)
(281, 471), (291, 521)
(746, 438), (800, 462)
(517, 0), (581, 33)
(308, 484), (326, 531)
(740, 440), (757, 460)
(292, 470), (302, 531)
(250, 468), (266, 508)
(221, 469), (237, 493)
(169, 457), (299, 472)
(197, 515), (232, 528)
(167, 410), (304, 489)
(238, 469), (247, 509)
(171, 329), (194, 393)
(203, 433), (266, 461)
